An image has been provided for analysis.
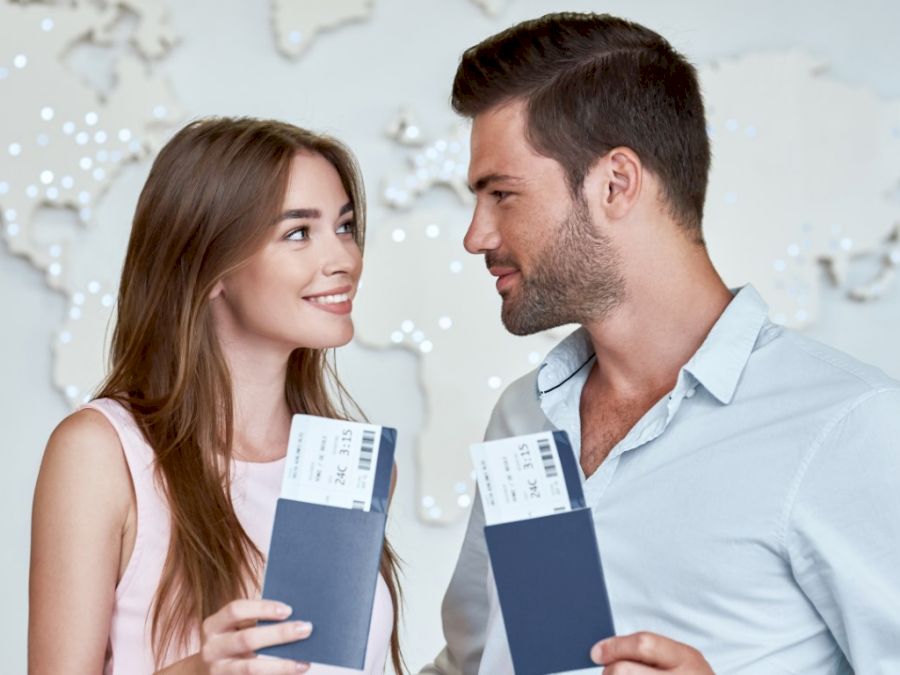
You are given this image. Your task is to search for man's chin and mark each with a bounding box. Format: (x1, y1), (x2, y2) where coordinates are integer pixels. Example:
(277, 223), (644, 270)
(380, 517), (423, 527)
(501, 318), (536, 336)
(501, 303), (565, 336)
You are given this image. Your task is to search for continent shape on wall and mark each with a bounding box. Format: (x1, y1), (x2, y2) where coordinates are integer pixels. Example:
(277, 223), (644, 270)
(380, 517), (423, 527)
(0, 0), (181, 406)
(700, 51), (900, 325)
(271, 0), (374, 58)
(107, 0), (179, 59)
(271, 0), (508, 59)
(382, 120), (472, 209)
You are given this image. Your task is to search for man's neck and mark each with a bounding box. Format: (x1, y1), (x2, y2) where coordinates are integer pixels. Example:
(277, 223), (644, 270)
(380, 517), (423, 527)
(582, 252), (732, 402)
(576, 253), (731, 476)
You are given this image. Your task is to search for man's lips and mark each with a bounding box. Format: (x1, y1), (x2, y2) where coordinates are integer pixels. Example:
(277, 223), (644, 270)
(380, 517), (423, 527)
(489, 266), (520, 294)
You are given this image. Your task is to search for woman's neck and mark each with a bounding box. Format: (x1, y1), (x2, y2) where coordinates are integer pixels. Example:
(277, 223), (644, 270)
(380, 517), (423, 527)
(220, 340), (293, 463)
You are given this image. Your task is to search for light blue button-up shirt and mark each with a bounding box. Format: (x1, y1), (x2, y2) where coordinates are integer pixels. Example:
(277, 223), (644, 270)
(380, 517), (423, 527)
(422, 285), (900, 674)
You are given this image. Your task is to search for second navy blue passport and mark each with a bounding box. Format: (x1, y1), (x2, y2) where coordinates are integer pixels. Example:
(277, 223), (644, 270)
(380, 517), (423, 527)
(485, 430), (615, 675)
(258, 426), (396, 669)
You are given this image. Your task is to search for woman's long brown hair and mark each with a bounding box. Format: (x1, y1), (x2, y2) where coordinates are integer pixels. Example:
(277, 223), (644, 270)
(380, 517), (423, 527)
(97, 117), (404, 673)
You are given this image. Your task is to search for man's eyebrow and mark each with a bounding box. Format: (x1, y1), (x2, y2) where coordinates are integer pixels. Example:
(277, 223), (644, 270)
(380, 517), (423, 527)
(467, 174), (522, 194)
(276, 202), (353, 222)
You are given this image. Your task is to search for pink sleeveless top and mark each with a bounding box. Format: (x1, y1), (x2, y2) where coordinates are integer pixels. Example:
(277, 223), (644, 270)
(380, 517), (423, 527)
(85, 399), (393, 675)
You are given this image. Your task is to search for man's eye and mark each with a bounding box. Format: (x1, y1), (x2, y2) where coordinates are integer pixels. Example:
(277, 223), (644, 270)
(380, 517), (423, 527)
(492, 190), (510, 203)
(285, 227), (309, 241)
(337, 220), (357, 235)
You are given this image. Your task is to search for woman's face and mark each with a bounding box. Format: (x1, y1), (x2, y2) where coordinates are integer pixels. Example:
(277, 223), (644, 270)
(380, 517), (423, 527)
(212, 152), (363, 353)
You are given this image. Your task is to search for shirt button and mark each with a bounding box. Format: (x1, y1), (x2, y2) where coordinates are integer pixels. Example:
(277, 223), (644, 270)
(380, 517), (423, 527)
(686, 388), (696, 398)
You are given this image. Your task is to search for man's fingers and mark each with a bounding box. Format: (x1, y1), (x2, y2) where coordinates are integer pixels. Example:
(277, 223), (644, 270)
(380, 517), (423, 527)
(203, 599), (293, 636)
(603, 662), (661, 675)
(205, 621), (313, 661)
(591, 632), (687, 668)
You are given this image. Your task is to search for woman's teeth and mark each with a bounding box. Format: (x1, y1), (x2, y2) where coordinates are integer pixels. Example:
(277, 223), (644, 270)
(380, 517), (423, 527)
(307, 293), (350, 305)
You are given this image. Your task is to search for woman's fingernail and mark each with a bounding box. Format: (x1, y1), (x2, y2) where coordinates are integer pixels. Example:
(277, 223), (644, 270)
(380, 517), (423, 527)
(296, 663), (310, 673)
(276, 603), (292, 618)
(294, 621), (313, 635)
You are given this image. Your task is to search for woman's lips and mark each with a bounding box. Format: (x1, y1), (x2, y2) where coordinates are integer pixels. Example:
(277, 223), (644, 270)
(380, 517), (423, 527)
(304, 297), (352, 315)
(303, 288), (353, 315)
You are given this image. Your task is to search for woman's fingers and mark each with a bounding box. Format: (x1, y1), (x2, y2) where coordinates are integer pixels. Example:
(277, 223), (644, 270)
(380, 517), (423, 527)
(204, 620), (313, 662)
(220, 656), (311, 674)
(203, 600), (292, 637)
(197, 599), (314, 674)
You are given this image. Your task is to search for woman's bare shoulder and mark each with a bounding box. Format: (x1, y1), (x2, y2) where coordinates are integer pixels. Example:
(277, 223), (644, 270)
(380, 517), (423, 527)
(30, 407), (135, 673)
(38, 406), (132, 511)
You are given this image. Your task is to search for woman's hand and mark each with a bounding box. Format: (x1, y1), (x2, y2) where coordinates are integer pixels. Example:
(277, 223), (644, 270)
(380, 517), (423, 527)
(193, 599), (312, 674)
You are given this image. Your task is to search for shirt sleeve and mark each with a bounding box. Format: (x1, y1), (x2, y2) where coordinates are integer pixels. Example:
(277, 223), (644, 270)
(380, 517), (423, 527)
(785, 387), (900, 674)
(419, 383), (525, 675)
(417, 491), (489, 675)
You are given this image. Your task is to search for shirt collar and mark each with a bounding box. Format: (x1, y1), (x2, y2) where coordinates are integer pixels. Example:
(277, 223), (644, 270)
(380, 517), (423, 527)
(536, 326), (595, 397)
(682, 284), (769, 404)
(535, 284), (770, 405)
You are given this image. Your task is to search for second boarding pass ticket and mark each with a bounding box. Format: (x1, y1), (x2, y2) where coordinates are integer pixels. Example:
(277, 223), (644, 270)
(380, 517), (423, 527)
(281, 414), (383, 511)
(470, 431), (577, 526)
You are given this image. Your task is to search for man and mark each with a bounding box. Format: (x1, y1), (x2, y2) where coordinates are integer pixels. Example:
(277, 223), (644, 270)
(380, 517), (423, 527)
(421, 12), (900, 675)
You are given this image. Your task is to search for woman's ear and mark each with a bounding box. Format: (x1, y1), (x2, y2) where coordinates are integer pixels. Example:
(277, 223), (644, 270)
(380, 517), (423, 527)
(208, 280), (224, 301)
(585, 146), (643, 221)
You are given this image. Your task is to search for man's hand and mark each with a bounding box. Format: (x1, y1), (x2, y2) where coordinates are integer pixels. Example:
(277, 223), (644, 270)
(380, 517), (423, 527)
(590, 632), (714, 673)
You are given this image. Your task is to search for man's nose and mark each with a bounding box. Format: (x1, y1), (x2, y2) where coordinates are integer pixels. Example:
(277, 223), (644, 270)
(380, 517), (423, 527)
(463, 206), (501, 254)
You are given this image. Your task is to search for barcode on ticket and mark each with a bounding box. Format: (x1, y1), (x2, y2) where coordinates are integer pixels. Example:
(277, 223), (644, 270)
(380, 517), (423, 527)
(470, 432), (575, 526)
(359, 429), (375, 472)
(538, 437), (558, 478)
(281, 415), (383, 512)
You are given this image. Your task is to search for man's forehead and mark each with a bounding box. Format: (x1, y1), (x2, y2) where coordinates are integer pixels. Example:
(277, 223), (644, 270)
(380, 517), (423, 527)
(468, 102), (531, 183)
(468, 104), (562, 189)
(470, 100), (526, 147)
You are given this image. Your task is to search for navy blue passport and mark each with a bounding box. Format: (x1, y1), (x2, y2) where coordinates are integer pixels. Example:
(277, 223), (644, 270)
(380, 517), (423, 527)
(258, 424), (396, 669)
(484, 431), (615, 675)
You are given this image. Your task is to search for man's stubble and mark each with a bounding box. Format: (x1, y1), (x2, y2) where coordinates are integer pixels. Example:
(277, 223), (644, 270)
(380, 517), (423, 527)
(493, 195), (626, 336)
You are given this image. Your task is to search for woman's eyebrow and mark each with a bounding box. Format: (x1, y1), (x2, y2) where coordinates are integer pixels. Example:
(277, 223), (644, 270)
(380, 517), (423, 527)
(277, 208), (320, 222)
(276, 202), (352, 222)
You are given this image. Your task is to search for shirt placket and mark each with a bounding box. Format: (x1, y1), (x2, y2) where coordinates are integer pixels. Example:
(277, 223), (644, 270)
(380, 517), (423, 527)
(581, 369), (698, 509)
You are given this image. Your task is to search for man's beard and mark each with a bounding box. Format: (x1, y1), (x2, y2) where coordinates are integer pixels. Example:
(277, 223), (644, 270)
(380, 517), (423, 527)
(490, 196), (626, 336)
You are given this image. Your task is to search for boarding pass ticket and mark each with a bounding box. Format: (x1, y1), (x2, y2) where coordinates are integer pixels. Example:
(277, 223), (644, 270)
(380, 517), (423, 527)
(470, 431), (575, 526)
(281, 414), (382, 512)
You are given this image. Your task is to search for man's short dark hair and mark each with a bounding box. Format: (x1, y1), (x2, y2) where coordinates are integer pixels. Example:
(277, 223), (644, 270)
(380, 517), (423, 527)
(452, 12), (711, 237)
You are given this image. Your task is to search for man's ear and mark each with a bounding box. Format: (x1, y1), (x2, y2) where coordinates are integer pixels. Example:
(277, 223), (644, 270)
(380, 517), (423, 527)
(208, 280), (224, 301)
(584, 147), (642, 221)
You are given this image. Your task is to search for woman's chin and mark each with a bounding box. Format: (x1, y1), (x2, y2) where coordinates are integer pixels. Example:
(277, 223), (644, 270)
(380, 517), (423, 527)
(293, 325), (355, 351)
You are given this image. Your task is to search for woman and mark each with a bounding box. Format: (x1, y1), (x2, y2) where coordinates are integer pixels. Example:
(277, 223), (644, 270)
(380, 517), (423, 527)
(29, 117), (402, 674)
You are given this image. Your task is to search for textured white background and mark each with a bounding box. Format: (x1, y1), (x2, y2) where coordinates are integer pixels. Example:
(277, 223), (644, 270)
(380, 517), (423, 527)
(2, 1), (900, 672)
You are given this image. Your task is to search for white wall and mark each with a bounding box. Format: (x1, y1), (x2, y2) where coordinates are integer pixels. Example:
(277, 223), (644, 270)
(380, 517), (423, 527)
(2, 1), (899, 672)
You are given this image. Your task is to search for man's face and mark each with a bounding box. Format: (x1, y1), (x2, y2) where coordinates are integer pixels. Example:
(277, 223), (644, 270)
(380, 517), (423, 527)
(464, 100), (625, 335)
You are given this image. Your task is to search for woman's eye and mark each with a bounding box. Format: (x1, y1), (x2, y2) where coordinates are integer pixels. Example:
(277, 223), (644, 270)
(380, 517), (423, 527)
(285, 227), (309, 241)
(337, 220), (357, 235)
